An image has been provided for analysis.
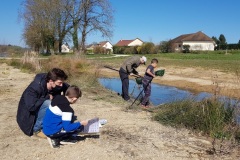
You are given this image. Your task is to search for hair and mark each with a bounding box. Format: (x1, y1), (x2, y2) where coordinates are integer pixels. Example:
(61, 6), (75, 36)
(46, 68), (68, 82)
(65, 85), (82, 99)
(151, 58), (158, 64)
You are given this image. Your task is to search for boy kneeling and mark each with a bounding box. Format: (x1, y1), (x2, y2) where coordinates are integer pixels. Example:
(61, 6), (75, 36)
(43, 85), (88, 148)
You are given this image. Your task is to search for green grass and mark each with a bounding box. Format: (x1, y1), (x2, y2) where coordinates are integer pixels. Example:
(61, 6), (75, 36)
(153, 99), (238, 140)
(84, 51), (240, 73)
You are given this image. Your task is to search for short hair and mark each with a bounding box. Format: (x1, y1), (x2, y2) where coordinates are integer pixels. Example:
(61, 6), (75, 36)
(65, 85), (82, 98)
(46, 68), (68, 82)
(151, 58), (158, 64)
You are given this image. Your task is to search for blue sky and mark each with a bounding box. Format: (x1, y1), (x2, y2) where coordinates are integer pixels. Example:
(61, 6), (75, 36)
(0, 0), (240, 47)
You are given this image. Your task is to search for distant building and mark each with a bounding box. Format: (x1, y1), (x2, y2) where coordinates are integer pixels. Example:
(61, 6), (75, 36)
(86, 41), (113, 54)
(98, 41), (113, 52)
(170, 31), (215, 51)
(61, 44), (70, 52)
(115, 38), (143, 47)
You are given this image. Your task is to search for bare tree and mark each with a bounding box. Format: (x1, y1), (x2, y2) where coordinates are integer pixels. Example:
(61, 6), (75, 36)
(21, 0), (73, 53)
(79, 0), (113, 54)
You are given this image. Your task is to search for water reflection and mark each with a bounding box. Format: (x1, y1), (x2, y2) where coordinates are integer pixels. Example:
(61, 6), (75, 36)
(98, 78), (214, 106)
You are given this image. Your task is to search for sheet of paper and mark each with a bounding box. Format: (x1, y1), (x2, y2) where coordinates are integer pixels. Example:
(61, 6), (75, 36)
(82, 117), (99, 133)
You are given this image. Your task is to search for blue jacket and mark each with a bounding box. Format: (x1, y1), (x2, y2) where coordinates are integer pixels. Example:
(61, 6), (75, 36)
(16, 73), (69, 136)
(43, 95), (81, 136)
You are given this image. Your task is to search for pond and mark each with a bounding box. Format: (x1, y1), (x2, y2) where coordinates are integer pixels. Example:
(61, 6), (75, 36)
(98, 78), (239, 106)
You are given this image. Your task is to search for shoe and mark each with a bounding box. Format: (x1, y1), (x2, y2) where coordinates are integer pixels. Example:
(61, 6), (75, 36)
(99, 119), (107, 125)
(47, 137), (60, 148)
(126, 99), (133, 103)
(60, 138), (78, 145)
(34, 130), (47, 138)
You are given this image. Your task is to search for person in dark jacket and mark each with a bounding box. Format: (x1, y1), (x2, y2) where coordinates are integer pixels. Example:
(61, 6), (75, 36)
(119, 56), (147, 101)
(16, 68), (69, 137)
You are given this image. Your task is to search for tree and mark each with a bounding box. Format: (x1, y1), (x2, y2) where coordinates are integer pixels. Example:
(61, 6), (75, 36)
(79, 0), (113, 54)
(158, 40), (171, 53)
(140, 42), (157, 54)
(218, 34), (227, 50)
(238, 40), (240, 44)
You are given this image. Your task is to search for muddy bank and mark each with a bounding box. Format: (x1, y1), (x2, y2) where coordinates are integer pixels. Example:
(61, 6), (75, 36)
(100, 65), (240, 100)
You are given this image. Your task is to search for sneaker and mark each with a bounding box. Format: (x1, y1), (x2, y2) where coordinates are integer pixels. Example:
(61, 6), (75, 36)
(34, 130), (47, 138)
(47, 137), (60, 148)
(60, 138), (78, 145)
(99, 119), (107, 125)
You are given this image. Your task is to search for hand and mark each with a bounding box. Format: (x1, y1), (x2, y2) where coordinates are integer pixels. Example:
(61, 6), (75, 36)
(80, 120), (88, 126)
(153, 75), (156, 78)
(132, 69), (139, 75)
(49, 94), (53, 100)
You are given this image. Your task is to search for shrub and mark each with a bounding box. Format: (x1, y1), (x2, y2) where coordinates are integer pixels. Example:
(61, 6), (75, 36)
(140, 42), (158, 54)
(182, 45), (190, 53)
(153, 99), (237, 139)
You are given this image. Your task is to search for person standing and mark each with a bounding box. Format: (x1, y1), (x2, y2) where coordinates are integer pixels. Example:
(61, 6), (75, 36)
(17, 68), (69, 137)
(141, 58), (158, 108)
(119, 56), (147, 101)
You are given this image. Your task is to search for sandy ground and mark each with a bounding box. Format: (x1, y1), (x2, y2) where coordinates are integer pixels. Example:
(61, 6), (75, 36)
(0, 63), (239, 160)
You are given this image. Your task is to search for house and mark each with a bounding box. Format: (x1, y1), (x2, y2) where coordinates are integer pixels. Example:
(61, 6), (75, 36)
(98, 41), (113, 52)
(170, 31), (215, 51)
(115, 38), (143, 47)
(86, 41), (113, 54)
(61, 44), (70, 52)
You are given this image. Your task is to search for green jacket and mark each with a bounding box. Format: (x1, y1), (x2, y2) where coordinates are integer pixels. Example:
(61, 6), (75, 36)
(121, 56), (141, 73)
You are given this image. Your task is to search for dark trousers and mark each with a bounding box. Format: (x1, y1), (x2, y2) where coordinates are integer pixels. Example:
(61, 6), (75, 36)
(119, 68), (130, 101)
(141, 79), (151, 106)
(48, 126), (84, 139)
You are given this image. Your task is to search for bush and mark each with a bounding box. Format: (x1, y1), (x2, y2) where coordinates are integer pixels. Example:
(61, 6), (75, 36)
(182, 45), (190, 53)
(153, 99), (237, 139)
(140, 42), (158, 54)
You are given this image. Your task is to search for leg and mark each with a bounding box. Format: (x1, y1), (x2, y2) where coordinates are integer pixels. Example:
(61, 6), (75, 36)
(33, 100), (51, 132)
(141, 79), (151, 106)
(119, 69), (130, 101)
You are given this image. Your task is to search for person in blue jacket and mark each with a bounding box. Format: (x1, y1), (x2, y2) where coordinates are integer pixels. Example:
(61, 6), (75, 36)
(43, 85), (88, 148)
(16, 68), (69, 137)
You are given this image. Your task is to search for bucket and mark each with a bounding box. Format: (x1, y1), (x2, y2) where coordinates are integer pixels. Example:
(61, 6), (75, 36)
(155, 69), (165, 76)
(135, 77), (142, 85)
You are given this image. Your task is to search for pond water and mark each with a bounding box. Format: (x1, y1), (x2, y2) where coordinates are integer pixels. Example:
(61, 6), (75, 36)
(98, 78), (239, 106)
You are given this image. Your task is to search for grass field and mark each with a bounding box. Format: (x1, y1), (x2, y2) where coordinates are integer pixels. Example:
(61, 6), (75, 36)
(84, 51), (240, 73)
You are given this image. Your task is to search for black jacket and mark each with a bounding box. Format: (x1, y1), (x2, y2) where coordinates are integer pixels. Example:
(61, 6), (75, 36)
(16, 73), (69, 136)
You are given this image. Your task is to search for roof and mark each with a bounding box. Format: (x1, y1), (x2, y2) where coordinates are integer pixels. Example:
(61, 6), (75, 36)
(98, 41), (112, 47)
(171, 31), (214, 43)
(115, 38), (143, 46)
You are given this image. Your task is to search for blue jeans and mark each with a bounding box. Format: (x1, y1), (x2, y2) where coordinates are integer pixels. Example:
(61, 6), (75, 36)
(33, 100), (51, 132)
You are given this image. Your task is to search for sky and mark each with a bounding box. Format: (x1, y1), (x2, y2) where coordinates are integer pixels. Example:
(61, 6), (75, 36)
(0, 0), (240, 47)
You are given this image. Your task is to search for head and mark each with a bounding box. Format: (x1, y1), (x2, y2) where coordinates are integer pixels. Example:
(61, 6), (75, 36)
(151, 58), (158, 68)
(65, 85), (82, 104)
(140, 56), (147, 65)
(46, 68), (68, 90)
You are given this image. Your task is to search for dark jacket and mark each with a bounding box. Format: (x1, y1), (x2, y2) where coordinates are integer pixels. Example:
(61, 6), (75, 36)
(120, 56), (141, 74)
(16, 73), (69, 136)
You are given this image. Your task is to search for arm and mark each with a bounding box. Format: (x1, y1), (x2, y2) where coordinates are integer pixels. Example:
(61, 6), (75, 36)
(62, 112), (81, 132)
(23, 84), (50, 112)
(146, 68), (156, 78)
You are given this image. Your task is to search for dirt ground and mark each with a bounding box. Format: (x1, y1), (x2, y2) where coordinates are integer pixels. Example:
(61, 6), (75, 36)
(0, 63), (239, 160)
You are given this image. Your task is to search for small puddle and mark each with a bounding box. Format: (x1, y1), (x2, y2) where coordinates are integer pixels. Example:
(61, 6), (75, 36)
(98, 78), (239, 106)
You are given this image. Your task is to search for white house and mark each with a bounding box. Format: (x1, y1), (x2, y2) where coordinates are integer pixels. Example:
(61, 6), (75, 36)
(170, 31), (215, 51)
(115, 38), (143, 47)
(98, 41), (113, 52)
(61, 44), (70, 52)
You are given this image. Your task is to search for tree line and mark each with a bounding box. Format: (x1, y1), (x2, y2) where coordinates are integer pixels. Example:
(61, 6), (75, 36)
(20, 0), (113, 54)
